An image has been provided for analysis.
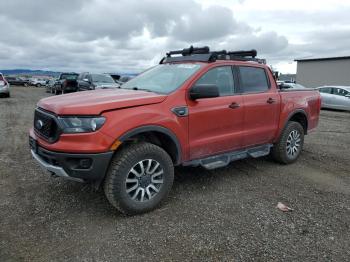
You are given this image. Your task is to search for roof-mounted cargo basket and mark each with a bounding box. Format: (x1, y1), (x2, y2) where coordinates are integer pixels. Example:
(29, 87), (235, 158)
(160, 46), (265, 64)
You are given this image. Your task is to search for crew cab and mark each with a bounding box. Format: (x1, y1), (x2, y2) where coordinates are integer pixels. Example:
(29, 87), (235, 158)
(54, 73), (79, 95)
(29, 47), (321, 215)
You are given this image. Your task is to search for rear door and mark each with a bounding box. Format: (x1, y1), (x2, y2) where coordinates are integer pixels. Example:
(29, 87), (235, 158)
(237, 66), (280, 147)
(188, 66), (244, 160)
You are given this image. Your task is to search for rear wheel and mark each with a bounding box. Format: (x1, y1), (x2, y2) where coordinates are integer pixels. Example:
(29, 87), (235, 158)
(271, 121), (304, 164)
(36, 83), (41, 87)
(104, 142), (174, 215)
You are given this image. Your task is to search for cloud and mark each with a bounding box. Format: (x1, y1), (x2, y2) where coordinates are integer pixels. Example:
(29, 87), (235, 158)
(0, 0), (347, 73)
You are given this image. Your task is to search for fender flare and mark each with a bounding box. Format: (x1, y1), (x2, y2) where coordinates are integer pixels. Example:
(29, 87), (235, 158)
(119, 125), (182, 165)
(283, 109), (309, 134)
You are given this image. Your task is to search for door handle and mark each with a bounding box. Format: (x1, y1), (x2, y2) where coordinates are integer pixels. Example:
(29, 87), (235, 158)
(229, 102), (240, 109)
(267, 98), (276, 104)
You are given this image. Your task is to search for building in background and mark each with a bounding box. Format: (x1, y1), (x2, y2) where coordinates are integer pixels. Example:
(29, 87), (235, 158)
(295, 56), (350, 88)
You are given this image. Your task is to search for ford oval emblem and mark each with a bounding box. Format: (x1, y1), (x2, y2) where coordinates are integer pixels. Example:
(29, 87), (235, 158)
(36, 119), (44, 130)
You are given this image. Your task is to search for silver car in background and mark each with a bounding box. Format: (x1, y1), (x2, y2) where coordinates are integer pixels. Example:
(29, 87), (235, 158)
(0, 73), (10, 98)
(277, 81), (308, 89)
(318, 86), (350, 111)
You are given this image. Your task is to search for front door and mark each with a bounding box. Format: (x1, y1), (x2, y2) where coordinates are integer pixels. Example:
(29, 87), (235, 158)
(187, 66), (244, 160)
(331, 87), (350, 110)
(319, 87), (333, 107)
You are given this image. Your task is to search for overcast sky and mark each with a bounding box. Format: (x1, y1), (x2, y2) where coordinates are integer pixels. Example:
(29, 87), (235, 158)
(0, 0), (349, 73)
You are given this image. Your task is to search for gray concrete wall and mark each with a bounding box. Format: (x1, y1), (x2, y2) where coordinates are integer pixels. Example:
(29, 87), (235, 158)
(296, 59), (350, 88)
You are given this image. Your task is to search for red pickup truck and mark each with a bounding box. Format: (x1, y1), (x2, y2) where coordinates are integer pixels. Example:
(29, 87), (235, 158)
(29, 47), (321, 215)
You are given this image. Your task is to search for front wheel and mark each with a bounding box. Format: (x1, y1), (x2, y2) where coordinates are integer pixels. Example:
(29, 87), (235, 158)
(36, 83), (41, 87)
(104, 142), (174, 215)
(271, 121), (304, 164)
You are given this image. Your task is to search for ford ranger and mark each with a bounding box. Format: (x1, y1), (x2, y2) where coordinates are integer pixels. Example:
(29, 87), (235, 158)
(29, 47), (321, 215)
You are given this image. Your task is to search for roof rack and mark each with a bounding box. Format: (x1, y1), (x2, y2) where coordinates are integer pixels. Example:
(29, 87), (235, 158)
(160, 46), (265, 64)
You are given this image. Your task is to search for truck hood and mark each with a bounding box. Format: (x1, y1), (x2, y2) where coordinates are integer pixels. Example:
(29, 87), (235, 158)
(38, 89), (167, 115)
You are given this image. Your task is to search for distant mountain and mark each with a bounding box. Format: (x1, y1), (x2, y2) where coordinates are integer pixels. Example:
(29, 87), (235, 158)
(0, 69), (138, 77)
(0, 69), (60, 77)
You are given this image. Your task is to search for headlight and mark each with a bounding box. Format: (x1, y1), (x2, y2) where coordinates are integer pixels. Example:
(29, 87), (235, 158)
(58, 116), (106, 133)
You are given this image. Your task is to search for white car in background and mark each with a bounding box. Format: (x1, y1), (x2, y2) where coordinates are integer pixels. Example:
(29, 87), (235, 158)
(277, 81), (307, 89)
(0, 73), (10, 98)
(317, 86), (350, 111)
(30, 78), (47, 87)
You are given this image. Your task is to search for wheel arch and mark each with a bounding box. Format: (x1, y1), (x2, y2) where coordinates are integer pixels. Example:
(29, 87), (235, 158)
(118, 125), (182, 165)
(285, 109), (308, 134)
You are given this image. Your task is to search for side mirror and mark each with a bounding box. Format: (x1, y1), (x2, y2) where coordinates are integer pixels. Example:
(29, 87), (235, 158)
(189, 84), (219, 100)
(83, 78), (90, 82)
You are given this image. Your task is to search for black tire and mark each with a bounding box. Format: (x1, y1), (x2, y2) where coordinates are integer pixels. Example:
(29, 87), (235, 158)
(55, 88), (60, 95)
(36, 83), (41, 87)
(104, 142), (174, 215)
(271, 121), (304, 164)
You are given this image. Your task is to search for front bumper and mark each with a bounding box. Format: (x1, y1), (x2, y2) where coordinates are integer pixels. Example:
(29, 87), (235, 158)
(30, 136), (113, 183)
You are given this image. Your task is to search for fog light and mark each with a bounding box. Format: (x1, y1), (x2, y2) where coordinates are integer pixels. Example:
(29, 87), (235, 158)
(79, 159), (92, 169)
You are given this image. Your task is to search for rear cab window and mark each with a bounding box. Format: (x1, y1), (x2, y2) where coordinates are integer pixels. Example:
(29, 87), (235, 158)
(238, 66), (270, 93)
(61, 74), (78, 80)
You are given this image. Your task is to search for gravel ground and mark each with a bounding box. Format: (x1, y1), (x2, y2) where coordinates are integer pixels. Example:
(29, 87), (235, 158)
(0, 86), (349, 261)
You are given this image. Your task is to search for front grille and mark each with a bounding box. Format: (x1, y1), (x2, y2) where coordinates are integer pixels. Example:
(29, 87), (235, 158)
(34, 109), (60, 143)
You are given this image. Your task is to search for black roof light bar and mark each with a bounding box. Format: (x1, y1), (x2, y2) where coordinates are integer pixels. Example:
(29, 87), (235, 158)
(160, 46), (265, 64)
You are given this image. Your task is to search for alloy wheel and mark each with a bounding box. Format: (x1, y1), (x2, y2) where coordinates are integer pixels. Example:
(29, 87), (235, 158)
(125, 159), (164, 202)
(286, 130), (301, 158)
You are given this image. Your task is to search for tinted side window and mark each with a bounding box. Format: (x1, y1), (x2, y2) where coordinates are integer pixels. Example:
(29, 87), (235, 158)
(319, 87), (331, 94)
(195, 66), (234, 96)
(333, 88), (349, 96)
(239, 66), (269, 93)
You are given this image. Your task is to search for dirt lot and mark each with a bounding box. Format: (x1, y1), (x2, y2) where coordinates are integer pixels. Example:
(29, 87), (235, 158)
(1, 86), (349, 261)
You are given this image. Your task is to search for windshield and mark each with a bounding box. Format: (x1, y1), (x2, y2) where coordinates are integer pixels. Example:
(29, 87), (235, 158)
(61, 74), (78, 80)
(91, 74), (115, 83)
(122, 63), (202, 94)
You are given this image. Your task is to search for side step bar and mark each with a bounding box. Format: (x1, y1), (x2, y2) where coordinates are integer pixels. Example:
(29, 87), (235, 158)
(183, 144), (273, 170)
